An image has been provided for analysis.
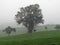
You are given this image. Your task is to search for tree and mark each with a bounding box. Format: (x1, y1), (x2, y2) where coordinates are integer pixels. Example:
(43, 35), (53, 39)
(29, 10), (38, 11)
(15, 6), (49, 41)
(45, 26), (48, 29)
(15, 4), (44, 33)
(55, 25), (60, 30)
(3, 26), (16, 36)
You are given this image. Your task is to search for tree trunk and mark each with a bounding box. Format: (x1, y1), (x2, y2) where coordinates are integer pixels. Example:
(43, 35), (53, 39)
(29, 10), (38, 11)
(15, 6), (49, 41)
(28, 21), (34, 33)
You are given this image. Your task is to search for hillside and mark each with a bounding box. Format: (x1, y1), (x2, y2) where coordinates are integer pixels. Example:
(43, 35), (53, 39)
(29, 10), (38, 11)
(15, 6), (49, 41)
(0, 30), (60, 45)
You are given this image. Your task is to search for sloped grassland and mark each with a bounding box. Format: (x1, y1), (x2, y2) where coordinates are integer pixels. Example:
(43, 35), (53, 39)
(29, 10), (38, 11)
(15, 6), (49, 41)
(0, 30), (60, 45)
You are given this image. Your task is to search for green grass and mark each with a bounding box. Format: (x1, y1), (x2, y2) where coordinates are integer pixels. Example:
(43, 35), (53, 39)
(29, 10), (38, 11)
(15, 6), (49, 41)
(0, 30), (60, 45)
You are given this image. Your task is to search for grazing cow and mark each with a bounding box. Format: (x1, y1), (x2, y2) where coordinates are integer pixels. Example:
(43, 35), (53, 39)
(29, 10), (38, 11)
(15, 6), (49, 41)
(33, 29), (36, 32)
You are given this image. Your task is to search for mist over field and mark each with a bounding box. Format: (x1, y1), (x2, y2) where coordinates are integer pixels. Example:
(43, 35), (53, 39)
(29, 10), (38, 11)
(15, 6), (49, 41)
(0, 0), (60, 45)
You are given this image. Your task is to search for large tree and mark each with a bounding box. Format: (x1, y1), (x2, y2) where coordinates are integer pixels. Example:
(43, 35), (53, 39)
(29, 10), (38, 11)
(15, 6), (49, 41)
(15, 4), (44, 33)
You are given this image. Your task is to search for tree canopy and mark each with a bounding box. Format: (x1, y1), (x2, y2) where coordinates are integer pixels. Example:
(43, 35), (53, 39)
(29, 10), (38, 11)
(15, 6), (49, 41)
(15, 4), (44, 33)
(3, 26), (16, 36)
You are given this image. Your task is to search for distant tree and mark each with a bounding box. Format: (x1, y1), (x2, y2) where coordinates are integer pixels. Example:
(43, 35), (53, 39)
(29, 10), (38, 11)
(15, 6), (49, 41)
(45, 26), (48, 29)
(3, 26), (16, 36)
(55, 25), (60, 30)
(15, 4), (44, 33)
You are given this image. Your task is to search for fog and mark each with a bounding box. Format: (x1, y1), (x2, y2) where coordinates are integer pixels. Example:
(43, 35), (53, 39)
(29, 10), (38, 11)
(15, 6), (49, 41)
(0, 0), (60, 25)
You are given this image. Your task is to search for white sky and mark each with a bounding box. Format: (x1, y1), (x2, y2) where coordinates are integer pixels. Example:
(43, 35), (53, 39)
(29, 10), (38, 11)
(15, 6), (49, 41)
(0, 0), (60, 25)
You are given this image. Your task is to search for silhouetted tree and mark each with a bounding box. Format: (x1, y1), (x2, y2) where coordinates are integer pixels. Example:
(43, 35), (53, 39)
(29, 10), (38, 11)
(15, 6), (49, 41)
(3, 26), (16, 36)
(15, 4), (44, 33)
(55, 25), (60, 30)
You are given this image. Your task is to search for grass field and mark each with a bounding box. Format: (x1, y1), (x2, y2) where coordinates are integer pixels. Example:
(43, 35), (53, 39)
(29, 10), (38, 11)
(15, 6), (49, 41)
(0, 29), (60, 45)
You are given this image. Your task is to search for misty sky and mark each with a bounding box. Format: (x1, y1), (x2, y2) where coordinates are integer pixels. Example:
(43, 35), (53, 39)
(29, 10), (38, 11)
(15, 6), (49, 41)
(0, 0), (60, 25)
